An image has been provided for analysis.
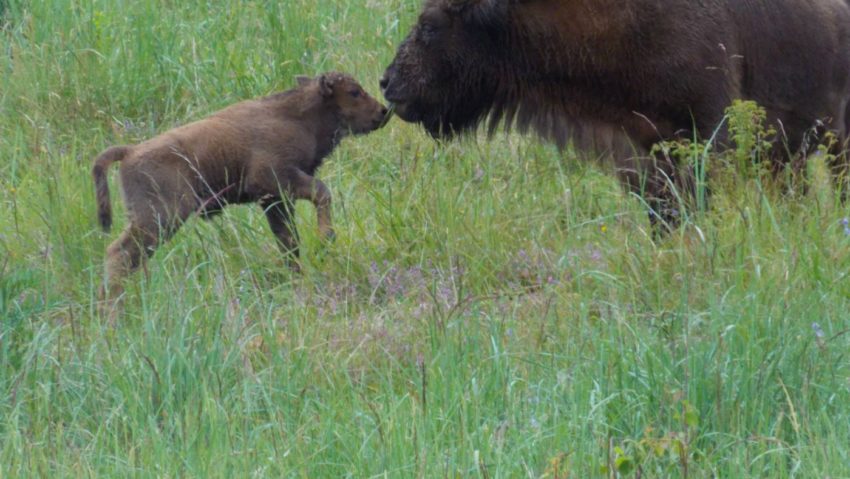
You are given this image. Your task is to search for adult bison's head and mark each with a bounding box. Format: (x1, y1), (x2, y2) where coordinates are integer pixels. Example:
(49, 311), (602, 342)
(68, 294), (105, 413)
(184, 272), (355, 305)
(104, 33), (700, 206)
(380, 0), (511, 138)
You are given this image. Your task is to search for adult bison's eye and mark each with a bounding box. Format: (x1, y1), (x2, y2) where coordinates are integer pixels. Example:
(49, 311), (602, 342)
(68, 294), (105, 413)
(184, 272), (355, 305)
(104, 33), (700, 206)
(349, 89), (361, 98)
(419, 23), (438, 42)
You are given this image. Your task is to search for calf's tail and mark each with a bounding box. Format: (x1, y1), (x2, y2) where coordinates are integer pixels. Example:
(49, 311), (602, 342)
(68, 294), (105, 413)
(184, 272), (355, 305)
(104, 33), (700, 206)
(92, 145), (130, 232)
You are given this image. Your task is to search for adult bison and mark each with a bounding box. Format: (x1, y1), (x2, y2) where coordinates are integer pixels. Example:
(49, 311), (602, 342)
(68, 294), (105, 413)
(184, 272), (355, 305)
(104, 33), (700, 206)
(380, 0), (850, 227)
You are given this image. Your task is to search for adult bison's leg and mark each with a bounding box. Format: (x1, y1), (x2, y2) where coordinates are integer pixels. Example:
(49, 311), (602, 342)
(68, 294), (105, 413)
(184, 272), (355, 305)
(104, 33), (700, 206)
(827, 100), (850, 200)
(615, 151), (686, 232)
(827, 144), (850, 202)
(770, 102), (850, 199)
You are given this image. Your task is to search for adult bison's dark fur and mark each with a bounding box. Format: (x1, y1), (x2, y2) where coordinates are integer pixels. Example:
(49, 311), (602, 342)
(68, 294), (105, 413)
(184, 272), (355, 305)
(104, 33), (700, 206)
(381, 0), (850, 226)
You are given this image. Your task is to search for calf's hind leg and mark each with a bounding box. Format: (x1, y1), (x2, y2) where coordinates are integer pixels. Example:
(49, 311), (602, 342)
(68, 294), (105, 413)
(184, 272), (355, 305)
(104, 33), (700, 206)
(102, 225), (158, 300)
(100, 194), (194, 302)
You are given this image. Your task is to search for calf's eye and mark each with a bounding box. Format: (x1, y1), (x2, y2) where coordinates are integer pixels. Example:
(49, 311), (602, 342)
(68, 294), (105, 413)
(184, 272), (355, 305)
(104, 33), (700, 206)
(349, 90), (361, 98)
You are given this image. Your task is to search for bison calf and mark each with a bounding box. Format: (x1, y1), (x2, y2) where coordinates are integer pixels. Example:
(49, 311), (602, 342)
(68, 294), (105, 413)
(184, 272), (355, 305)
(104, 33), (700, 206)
(93, 72), (388, 300)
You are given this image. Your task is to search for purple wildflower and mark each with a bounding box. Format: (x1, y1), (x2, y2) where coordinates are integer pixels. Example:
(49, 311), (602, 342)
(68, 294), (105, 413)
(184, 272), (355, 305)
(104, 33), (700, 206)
(474, 166), (485, 182)
(812, 322), (825, 339)
(812, 322), (827, 349)
(589, 248), (603, 262)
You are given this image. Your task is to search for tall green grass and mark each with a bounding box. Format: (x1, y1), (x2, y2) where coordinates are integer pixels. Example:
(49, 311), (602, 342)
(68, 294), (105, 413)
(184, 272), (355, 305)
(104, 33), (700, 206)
(1, 0), (849, 477)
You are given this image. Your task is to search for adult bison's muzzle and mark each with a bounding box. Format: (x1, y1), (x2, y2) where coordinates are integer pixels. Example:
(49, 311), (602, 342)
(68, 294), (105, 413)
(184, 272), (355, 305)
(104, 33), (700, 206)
(380, 66), (442, 137)
(382, 0), (850, 229)
(379, 68), (415, 119)
(380, 14), (503, 140)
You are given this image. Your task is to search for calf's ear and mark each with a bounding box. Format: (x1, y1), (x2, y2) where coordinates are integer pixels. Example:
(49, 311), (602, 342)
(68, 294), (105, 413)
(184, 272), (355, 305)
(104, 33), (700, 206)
(318, 74), (335, 97)
(295, 75), (312, 87)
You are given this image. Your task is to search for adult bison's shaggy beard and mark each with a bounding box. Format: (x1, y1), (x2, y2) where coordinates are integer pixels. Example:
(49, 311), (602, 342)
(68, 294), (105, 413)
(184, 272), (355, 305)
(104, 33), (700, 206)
(381, 0), (850, 227)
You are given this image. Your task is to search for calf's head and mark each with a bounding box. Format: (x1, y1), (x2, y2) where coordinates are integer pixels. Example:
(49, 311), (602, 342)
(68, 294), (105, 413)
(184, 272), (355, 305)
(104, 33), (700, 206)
(380, 0), (509, 137)
(299, 73), (390, 135)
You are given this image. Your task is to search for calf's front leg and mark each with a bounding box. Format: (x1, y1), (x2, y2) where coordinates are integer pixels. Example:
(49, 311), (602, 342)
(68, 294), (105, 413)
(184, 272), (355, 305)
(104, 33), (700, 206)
(288, 168), (335, 242)
(250, 164), (334, 269)
(259, 196), (299, 261)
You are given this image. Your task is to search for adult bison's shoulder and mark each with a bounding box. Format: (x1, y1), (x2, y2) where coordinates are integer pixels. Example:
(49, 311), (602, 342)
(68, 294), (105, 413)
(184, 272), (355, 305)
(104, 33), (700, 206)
(380, 0), (850, 226)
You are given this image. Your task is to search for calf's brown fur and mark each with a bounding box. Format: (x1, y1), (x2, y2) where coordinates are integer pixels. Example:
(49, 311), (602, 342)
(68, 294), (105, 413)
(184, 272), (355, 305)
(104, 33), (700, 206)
(93, 72), (388, 299)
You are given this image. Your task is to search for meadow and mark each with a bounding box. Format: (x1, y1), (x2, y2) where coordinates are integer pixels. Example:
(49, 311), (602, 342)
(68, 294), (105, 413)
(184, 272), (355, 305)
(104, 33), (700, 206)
(1, 0), (849, 477)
